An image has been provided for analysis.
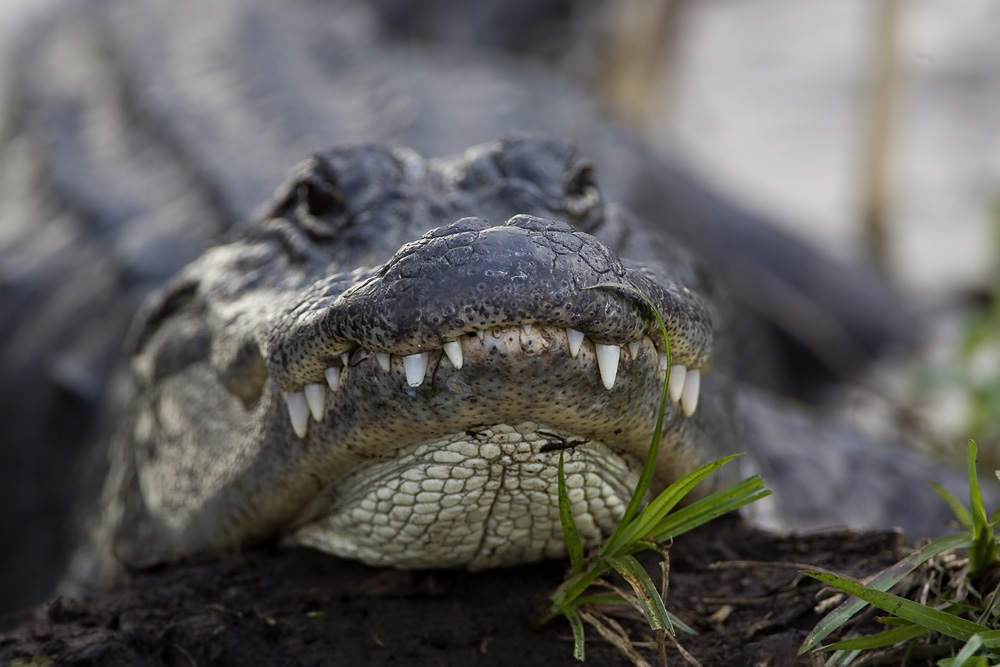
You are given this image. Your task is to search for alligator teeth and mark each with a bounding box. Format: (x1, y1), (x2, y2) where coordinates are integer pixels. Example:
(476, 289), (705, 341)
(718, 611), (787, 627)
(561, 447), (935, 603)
(628, 341), (640, 360)
(443, 341), (463, 369)
(594, 343), (621, 390)
(668, 364), (687, 403)
(476, 330), (485, 341)
(375, 352), (391, 372)
(403, 352), (429, 387)
(304, 383), (326, 422)
(566, 328), (585, 358)
(681, 369), (701, 416)
(340, 352), (350, 367)
(284, 391), (309, 438)
(659, 351), (669, 372)
(324, 367), (341, 391)
(522, 323), (532, 335)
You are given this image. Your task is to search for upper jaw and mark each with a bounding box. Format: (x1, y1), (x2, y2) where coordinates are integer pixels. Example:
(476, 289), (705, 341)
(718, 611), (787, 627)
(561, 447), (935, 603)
(266, 214), (713, 390)
(263, 214), (715, 441)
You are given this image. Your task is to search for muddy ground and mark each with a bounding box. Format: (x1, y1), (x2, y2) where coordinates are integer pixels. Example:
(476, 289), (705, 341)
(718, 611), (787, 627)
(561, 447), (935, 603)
(0, 515), (919, 666)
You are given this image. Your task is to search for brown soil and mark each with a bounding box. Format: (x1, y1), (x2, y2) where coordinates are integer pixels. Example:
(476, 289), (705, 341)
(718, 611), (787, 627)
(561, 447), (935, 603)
(0, 516), (911, 666)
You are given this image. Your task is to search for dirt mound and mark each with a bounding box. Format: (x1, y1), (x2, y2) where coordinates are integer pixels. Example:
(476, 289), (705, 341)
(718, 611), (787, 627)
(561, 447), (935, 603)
(0, 516), (907, 666)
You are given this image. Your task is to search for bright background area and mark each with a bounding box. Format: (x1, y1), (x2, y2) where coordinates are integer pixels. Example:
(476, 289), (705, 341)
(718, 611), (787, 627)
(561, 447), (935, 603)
(659, 0), (1000, 302)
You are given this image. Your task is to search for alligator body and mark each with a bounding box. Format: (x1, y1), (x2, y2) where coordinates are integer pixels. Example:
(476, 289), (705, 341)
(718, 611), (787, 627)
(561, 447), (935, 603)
(1, 0), (915, 609)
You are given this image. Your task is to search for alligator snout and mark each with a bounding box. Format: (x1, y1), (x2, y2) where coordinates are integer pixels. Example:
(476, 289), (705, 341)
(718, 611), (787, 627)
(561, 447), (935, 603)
(269, 214), (713, 410)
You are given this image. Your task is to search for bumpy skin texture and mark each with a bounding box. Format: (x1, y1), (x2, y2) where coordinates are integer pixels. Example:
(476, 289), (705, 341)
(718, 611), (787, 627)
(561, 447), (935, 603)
(96, 138), (737, 573)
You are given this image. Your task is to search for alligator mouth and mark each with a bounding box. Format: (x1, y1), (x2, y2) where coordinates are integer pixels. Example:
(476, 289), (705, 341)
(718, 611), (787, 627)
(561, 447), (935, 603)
(280, 323), (704, 441)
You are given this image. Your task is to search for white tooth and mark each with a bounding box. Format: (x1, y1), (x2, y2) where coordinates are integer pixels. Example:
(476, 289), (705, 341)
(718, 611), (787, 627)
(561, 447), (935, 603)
(403, 352), (429, 387)
(668, 364), (687, 403)
(567, 328), (585, 358)
(659, 351), (669, 372)
(522, 323), (532, 335)
(681, 369), (701, 416)
(284, 391), (309, 438)
(443, 341), (464, 369)
(304, 383), (326, 422)
(325, 367), (341, 392)
(594, 343), (621, 390)
(476, 330), (485, 341)
(375, 353), (391, 372)
(341, 352), (350, 367)
(628, 341), (640, 360)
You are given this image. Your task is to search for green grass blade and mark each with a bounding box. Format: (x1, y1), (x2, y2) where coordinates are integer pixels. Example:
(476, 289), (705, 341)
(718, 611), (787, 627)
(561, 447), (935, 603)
(558, 451), (585, 576)
(800, 532), (974, 653)
(611, 454), (742, 550)
(976, 628), (1000, 648)
(584, 283), (671, 553)
(665, 610), (697, 636)
(930, 481), (973, 529)
(606, 554), (671, 630)
(969, 440), (988, 532)
(586, 282), (673, 556)
(966, 440), (1000, 576)
(652, 475), (769, 542)
(804, 570), (992, 642)
(564, 607), (586, 662)
(818, 622), (929, 651)
(938, 633), (984, 667)
(572, 594), (631, 607)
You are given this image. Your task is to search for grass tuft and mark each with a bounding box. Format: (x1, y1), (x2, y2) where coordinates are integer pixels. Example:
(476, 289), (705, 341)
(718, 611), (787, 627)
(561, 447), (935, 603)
(801, 440), (1000, 665)
(548, 282), (770, 663)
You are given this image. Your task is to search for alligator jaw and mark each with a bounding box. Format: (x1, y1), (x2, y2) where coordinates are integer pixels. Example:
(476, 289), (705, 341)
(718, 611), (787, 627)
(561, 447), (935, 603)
(280, 324), (704, 441)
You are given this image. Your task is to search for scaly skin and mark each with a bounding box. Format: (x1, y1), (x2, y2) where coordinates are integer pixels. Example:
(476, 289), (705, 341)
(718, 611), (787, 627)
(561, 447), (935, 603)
(96, 138), (737, 574)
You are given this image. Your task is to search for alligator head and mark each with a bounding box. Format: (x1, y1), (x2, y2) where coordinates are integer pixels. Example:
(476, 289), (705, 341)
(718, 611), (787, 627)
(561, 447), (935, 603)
(104, 137), (737, 572)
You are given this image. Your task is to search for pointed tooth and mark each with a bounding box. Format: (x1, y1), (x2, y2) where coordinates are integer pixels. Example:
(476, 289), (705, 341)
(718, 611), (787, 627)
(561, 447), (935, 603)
(476, 330), (485, 341)
(375, 352), (391, 372)
(284, 391), (309, 438)
(681, 369), (701, 416)
(304, 383), (327, 422)
(668, 364), (687, 403)
(566, 328), (585, 358)
(324, 367), (341, 392)
(340, 352), (350, 367)
(443, 341), (464, 369)
(594, 343), (621, 390)
(403, 352), (429, 387)
(658, 351), (669, 372)
(628, 341), (640, 360)
(522, 323), (532, 335)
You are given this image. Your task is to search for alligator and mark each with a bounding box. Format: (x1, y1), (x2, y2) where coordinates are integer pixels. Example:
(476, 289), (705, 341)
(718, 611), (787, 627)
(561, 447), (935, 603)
(90, 137), (737, 574)
(1, 0), (926, 610)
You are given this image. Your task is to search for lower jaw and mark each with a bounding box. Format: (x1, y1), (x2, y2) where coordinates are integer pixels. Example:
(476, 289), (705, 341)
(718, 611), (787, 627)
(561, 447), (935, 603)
(284, 422), (643, 569)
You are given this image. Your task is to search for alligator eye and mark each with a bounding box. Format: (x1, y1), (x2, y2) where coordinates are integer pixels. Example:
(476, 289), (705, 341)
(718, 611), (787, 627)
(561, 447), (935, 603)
(270, 156), (350, 240)
(300, 179), (342, 219)
(562, 163), (602, 229)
